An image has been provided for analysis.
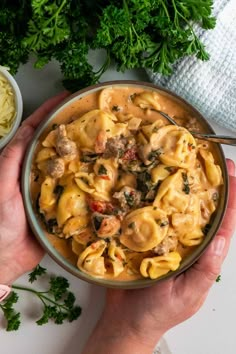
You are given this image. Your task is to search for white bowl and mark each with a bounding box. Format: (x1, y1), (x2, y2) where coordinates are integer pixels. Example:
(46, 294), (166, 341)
(0, 66), (23, 150)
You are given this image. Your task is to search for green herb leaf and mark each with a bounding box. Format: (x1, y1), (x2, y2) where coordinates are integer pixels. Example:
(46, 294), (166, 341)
(0, 0), (215, 90)
(0, 292), (21, 331)
(98, 164), (108, 175)
(28, 264), (47, 283)
(0, 265), (82, 331)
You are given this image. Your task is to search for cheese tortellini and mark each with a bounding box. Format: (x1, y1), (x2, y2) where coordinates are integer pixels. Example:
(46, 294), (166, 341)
(120, 207), (169, 252)
(32, 86), (223, 282)
(140, 252), (182, 279)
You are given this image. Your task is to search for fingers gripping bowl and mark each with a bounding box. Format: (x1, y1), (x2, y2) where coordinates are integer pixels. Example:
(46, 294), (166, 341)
(22, 81), (228, 289)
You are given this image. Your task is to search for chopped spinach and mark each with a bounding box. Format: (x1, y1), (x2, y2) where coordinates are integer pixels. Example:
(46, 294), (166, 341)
(98, 164), (108, 175)
(148, 149), (162, 161)
(165, 166), (176, 173)
(45, 219), (58, 234)
(136, 171), (152, 193)
(36, 194), (58, 234)
(52, 123), (58, 130)
(80, 153), (99, 163)
(128, 222), (135, 229)
(156, 219), (169, 227)
(112, 105), (120, 112)
(124, 191), (135, 207)
(53, 185), (64, 202)
(212, 192), (219, 202)
(93, 215), (104, 231)
(182, 172), (190, 195)
(202, 223), (212, 236)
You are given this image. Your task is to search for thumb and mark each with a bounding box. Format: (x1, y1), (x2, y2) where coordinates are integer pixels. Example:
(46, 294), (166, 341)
(174, 235), (225, 301)
(0, 124), (34, 197)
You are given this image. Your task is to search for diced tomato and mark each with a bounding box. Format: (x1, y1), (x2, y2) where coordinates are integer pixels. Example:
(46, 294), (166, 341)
(89, 200), (107, 213)
(88, 199), (114, 214)
(122, 147), (138, 161)
(116, 254), (123, 262)
(99, 175), (111, 180)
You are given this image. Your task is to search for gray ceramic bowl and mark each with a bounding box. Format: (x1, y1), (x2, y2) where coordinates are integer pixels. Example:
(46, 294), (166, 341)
(22, 81), (228, 289)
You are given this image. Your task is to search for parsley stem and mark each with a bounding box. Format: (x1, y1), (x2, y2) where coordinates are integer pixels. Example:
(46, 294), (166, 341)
(12, 285), (69, 311)
(160, 0), (170, 20)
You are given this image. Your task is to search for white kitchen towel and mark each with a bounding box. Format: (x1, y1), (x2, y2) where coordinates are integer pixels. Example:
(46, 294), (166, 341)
(147, 0), (236, 132)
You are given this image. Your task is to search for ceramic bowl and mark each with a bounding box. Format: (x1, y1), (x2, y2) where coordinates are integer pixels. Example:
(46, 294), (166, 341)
(0, 66), (23, 150)
(22, 81), (228, 289)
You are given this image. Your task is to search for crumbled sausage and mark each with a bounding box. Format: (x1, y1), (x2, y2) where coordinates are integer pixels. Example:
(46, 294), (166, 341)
(103, 136), (127, 158)
(153, 235), (178, 255)
(92, 212), (121, 238)
(95, 130), (107, 153)
(56, 125), (77, 160)
(46, 157), (65, 178)
(113, 186), (141, 211)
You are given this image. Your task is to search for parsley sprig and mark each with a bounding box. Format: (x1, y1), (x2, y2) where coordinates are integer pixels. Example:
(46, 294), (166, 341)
(0, 0), (216, 91)
(0, 265), (82, 331)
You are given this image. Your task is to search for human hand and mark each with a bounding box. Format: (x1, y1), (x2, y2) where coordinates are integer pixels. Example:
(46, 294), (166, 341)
(83, 159), (236, 354)
(0, 92), (69, 285)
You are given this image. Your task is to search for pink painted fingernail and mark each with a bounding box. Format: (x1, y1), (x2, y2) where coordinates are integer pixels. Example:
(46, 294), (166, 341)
(0, 285), (11, 302)
(212, 236), (225, 257)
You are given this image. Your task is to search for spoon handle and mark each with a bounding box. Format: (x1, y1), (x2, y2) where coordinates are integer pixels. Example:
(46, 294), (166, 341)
(191, 132), (236, 146)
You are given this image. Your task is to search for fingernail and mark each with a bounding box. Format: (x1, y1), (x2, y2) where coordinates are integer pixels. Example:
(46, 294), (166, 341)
(212, 236), (226, 257)
(17, 125), (34, 140)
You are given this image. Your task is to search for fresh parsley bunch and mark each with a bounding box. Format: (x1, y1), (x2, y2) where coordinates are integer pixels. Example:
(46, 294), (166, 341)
(0, 0), (216, 91)
(0, 265), (82, 331)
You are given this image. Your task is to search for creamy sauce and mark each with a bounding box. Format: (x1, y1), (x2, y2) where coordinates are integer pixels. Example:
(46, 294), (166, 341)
(30, 86), (222, 281)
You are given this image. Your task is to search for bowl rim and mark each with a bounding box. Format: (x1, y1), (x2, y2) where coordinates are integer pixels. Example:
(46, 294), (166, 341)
(0, 66), (23, 150)
(21, 80), (229, 289)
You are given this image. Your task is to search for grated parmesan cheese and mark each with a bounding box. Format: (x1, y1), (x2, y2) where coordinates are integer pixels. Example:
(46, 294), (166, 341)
(0, 72), (16, 138)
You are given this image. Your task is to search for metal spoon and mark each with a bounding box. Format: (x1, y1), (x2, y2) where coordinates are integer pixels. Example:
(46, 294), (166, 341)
(156, 110), (236, 146)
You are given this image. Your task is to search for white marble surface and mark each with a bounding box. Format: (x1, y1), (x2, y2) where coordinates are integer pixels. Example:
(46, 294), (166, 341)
(0, 55), (235, 354)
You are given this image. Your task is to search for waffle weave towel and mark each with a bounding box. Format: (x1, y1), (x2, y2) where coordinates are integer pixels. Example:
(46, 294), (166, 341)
(147, 0), (236, 132)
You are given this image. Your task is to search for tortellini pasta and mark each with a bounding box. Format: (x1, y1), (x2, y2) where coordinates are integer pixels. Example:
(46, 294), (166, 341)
(32, 86), (223, 282)
(77, 240), (107, 277)
(140, 252), (182, 279)
(120, 207), (169, 252)
(150, 125), (197, 168)
(57, 182), (87, 226)
(66, 109), (127, 150)
(154, 169), (191, 214)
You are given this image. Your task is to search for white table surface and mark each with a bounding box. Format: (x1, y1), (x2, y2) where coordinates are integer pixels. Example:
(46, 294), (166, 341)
(0, 54), (235, 354)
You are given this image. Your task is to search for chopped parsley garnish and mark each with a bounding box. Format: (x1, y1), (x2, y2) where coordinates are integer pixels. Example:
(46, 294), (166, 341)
(216, 274), (221, 282)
